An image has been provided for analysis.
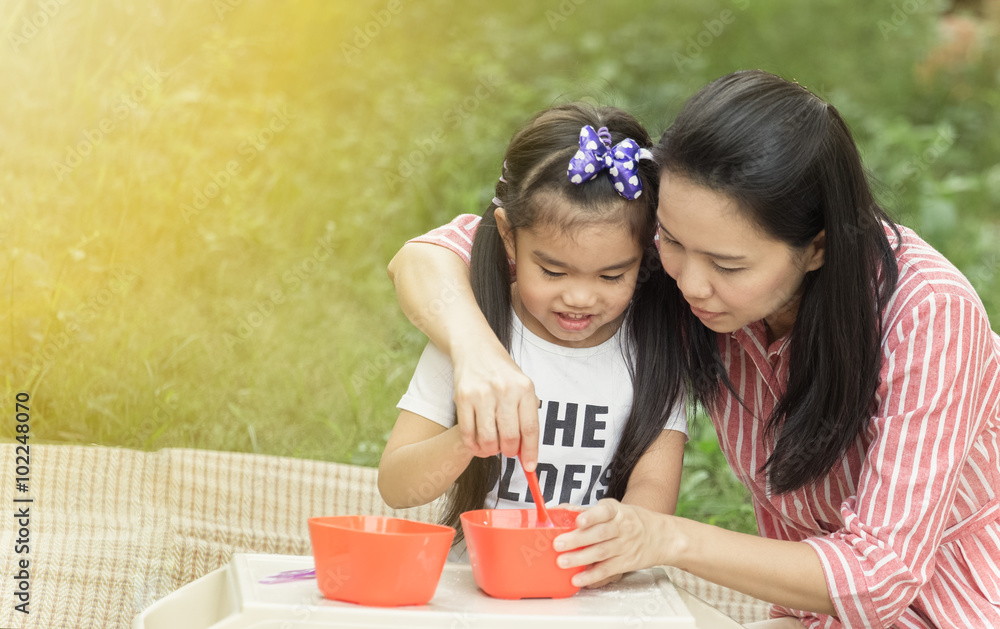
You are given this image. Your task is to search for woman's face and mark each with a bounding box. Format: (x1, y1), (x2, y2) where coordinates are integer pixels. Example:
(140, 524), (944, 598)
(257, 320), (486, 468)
(656, 172), (825, 339)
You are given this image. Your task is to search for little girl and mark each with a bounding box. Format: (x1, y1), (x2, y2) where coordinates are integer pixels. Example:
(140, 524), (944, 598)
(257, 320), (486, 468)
(378, 103), (688, 543)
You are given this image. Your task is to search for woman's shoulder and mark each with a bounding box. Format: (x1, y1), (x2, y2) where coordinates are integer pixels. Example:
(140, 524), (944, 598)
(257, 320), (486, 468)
(406, 214), (481, 262)
(882, 223), (993, 338)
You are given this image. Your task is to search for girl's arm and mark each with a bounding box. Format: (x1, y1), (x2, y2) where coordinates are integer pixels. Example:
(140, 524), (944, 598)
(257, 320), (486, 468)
(388, 238), (541, 471)
(553, 501), (836, 616)
(620, 429), (686, 514)
(377, 411), (474, 509)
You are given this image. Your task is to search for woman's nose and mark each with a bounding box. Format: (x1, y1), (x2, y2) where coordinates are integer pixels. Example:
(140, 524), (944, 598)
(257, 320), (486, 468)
(675, 261), (712, 301)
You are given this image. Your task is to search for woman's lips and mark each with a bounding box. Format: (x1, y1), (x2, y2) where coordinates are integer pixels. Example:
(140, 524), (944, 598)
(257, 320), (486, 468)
(689, 305), (724, 321)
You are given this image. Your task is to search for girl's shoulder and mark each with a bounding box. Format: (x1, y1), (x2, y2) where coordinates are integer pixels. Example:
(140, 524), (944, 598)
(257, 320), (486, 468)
(882, 223), (991, 335)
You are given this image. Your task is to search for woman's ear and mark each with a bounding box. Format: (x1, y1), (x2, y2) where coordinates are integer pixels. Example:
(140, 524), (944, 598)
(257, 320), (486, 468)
(805, 229), (825, 272)
(495, 208), (516, 260)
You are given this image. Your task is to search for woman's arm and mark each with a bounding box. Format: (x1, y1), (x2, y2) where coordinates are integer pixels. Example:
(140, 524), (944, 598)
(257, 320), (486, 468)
(377, 411), (474, 508)
(387, 241), (490, 369)
(798, 292), (1000, 626)
(553, 501), (836, 616)
(388, 239), (542, 470)
(579, 429), (686, 590)
(559, 291), (999, 623)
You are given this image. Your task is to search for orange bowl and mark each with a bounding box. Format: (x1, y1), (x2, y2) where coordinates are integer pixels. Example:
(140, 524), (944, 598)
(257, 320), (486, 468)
(460, 508), (583, 599)
(307, 515), (454, 607)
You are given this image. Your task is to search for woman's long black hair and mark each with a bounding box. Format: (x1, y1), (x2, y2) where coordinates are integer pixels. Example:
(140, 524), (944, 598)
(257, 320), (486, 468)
(655, 70), (900, 493)
(439, 103), (688, 539)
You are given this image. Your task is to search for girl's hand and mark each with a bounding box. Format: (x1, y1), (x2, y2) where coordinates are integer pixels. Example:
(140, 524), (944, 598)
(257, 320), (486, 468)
(451, 339), (541, 470)
(554, 499), (673, 588)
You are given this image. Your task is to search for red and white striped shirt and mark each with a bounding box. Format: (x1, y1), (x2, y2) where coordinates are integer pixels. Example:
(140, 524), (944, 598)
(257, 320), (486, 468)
(411, 216), (1000, 628)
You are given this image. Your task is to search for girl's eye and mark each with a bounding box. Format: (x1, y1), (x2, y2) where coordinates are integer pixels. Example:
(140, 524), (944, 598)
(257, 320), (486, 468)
(541, 267), (564, 278)
(601, 274), (626, 283)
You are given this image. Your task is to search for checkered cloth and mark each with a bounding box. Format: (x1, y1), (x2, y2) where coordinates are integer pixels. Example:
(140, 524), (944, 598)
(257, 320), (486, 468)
(0, 445), (771, 628)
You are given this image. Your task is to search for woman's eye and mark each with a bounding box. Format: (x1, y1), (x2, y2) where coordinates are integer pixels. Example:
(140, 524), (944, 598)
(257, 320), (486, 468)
(713, 263), (743, 274)
(656, 222), (677, 242)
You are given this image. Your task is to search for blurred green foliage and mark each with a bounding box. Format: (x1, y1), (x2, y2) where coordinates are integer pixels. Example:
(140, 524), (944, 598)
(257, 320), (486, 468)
(1, 0), (997, 533)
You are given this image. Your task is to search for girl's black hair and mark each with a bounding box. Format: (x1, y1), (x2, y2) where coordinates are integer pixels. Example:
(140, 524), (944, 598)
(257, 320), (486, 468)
(440, 102), (687, 540)
(655, 69), (900, 493)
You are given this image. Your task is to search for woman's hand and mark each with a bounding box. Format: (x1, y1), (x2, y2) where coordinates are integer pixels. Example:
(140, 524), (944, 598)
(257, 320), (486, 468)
(559, 500), (837, 616)
(389, 240), (542, 471)
(554, 499), (674, 588)
(584, 573), (624, 589)
(451, 338), (541, 470)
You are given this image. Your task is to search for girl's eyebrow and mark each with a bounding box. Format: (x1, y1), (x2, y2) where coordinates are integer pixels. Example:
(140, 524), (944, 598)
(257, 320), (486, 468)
(532, 250), (640, 273)
(657, 222), (747, 261)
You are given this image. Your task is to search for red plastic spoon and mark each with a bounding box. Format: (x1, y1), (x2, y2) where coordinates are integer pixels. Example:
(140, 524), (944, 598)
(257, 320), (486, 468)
(523, 468), (554, 528)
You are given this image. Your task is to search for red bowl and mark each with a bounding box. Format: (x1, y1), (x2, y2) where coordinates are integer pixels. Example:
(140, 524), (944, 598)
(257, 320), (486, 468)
(308, 515), (455, 607)
(460, 508), (583, 599)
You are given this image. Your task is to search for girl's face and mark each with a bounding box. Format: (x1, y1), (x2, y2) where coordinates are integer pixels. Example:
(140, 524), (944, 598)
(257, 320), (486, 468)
(497, 206), (644, 349)
(656, 173), (825, 339)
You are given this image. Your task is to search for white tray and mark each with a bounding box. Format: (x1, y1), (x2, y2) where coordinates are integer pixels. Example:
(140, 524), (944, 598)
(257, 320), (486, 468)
(134, 553), (697, 628)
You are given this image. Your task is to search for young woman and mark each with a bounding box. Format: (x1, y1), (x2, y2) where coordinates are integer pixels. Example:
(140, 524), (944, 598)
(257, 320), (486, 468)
(387, 70), (1000, 628)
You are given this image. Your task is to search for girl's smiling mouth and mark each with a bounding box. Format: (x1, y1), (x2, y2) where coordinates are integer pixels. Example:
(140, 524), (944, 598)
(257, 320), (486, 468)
(555, 312), (595, 331)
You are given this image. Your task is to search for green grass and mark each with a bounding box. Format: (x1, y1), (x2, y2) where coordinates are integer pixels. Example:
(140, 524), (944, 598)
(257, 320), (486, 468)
(2, 0), (998, 533)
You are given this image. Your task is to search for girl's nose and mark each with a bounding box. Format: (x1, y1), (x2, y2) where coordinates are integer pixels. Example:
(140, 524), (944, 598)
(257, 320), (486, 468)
(562, 281), (598, 308)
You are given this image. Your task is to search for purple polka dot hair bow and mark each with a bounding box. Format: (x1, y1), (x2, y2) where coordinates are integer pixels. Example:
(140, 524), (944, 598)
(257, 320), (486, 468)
(567, 125), (653, 200)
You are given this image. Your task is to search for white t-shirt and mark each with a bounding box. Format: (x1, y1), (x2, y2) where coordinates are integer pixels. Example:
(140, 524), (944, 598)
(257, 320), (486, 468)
(397, 313), (688, 510)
